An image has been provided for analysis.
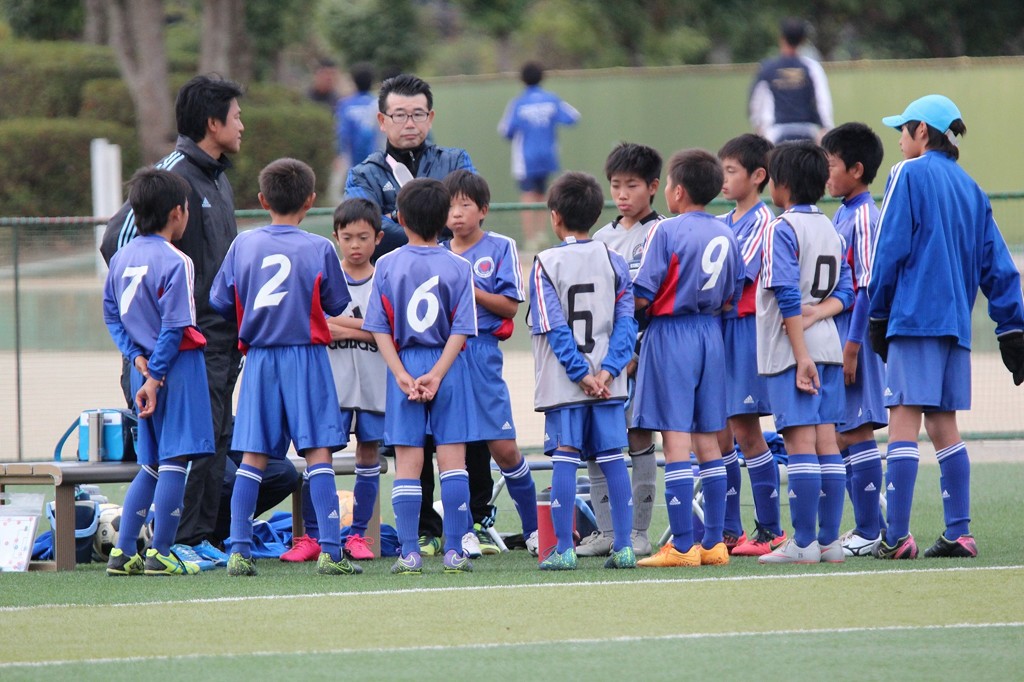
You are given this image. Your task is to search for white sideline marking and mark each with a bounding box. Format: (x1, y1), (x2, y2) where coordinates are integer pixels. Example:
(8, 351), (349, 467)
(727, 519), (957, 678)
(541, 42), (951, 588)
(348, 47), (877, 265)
(1, 622), (1022, 669)
(0, 564), (1020, 614)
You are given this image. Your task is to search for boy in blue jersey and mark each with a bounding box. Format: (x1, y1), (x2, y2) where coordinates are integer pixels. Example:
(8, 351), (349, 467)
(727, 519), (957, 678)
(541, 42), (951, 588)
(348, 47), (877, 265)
(103, 168), (215, 576)
(869, 95), (1024, 560)
(442, 170), (540, 554)
(282, 198), (387, 563)
(821, 123), (889, 557)
(530, 171), (638, 570)
(585, 143), (663, 558)
(363, 177), (479, 575)
(716, 134), (788, 557)
(633, 150), (744, 568)
(211, 158), (360, 577)
(756, 141), (854, 565)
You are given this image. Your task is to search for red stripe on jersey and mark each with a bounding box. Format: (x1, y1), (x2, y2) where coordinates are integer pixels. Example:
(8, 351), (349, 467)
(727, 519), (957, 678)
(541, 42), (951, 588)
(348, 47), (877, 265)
(650, 253), (681, 317)
(382, 294), (400, 351)
(234, 291), (249, 354)
(309, 273), (331, 345)
(493, 317), (515, 340)
(737, 279), (758, 317)
(179, 326), (207, 350)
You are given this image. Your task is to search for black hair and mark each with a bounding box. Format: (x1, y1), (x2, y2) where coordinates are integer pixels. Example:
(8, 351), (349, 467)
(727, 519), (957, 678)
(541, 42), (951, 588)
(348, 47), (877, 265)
(768, 141), (829, 205)
(604, 142), (663, 186)
(547, 171), (604, 233)
(903, 119), (966, 161)
(378, 73), (432, 113)
(175, 74), (244, 143)
(127, 167), (191, 235)
(442, 169), (490, 210)
(666, 149), (724, 206)
(334, 197), (382, 235)
(521, 62), (543, 86)
(780, 18), (807, 47)
(820, 123), (885, 185)
(258, 158), (316, 215)
(351, 62), (374, 93)
(397, 178), (450, 240)
(718, 133), (774, 192)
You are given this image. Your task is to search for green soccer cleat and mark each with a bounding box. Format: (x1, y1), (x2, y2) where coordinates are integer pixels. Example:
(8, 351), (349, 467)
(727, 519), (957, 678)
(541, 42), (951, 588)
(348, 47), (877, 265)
(106, 548), (144, 576)
(474, 524), (500, 555)
(418, 535), (442, 556)
(539, 547), (578, 571)
(604, 546), (637, 569)
(390, 552), (423, 575)
(226, 552), (258, 577)
(143, 548), (200, 576)
(316, 552), (363, 575)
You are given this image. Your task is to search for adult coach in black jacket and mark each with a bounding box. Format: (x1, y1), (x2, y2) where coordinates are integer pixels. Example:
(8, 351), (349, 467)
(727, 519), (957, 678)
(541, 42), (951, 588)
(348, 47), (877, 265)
(101, 74), (245, 552)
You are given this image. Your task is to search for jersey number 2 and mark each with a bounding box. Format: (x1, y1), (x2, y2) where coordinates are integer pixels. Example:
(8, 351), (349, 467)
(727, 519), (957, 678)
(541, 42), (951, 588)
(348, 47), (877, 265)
(254, 254), (291, 309)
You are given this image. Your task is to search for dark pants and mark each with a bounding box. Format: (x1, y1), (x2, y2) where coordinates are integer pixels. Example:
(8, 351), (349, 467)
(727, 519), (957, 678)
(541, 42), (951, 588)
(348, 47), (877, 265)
(418, 439), (494, 537)
(214, 451), (299, 546)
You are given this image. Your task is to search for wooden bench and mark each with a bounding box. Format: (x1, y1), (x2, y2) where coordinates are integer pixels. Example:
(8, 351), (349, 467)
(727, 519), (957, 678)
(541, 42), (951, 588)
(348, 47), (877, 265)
(0, 455), (387, 571)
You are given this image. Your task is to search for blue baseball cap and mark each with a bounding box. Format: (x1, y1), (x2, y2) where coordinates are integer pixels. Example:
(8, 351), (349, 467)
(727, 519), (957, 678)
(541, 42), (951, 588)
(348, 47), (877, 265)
(882, 94), (962, 133)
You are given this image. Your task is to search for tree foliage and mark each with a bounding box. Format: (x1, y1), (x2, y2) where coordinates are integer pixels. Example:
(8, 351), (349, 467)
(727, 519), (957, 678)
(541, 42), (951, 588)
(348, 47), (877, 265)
(319, 0), (423, 76)
(0, 0), (83, 40)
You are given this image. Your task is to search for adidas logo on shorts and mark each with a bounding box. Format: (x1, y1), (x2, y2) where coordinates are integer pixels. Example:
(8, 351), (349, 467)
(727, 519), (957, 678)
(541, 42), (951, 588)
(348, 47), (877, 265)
(743, 395), (755, 405)
(501, 422), (512, 430)
(884, 387), (894, 397)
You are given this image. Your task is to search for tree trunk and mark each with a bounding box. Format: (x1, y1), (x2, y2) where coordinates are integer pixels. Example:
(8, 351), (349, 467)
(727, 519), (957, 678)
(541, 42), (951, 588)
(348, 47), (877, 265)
(200, 0), (252, 82)
(103, 0), (174, 164)
(83, 0), (106, 44)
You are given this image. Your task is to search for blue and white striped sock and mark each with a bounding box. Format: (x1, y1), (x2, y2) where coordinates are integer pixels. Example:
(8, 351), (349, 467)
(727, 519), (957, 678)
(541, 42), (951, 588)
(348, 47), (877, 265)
(665, 461), (695, 552)
(884, 441), (920, 543)
(230, 463), (263, 558)
(936, 442), (971, 539)
(150, 462), (188, 555)
(847, 441), (883, 539)
(307, 463), (340, 561)
(501, 458), (538, 537)
(722, 448), (743, 537)
(439, 468), (470, 555)
(786, 454), (821, 548)
(391, 478), (422, 557)
(699, 459), (728, 549)
(746, 449), (782, 535)
(817, 454), (846, 546)
(551, 449), (580, 553)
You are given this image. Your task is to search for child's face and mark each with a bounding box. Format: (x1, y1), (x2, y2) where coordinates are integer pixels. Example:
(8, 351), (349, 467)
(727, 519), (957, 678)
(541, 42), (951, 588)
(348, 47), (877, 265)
(334, 219), (381, 266)
(899, 122), (927, 160)
(720, 157), (761, 203)
(768, 177), (791, 209)
(825, 153), (862, 199)
(447, 193), (488, 240)
(609, 173), (657, 223)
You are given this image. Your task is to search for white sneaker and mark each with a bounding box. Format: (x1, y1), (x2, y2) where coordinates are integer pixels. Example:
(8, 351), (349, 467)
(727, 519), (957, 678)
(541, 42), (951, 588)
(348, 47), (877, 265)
(630, 529), (653, 556)
(575, 531), (613, 557)
(758, 538), (821, 564)
(525, 530), (539, 556)
(819, 539), (846, 563)
(840, 529), (881, 557)
(462, 530), (482, 559)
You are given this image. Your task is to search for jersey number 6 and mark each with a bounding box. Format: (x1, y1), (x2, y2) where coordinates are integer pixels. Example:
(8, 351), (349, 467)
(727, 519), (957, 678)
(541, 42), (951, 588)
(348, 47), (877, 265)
(408, 275), (441, 332)
(567, 283), (596, 354)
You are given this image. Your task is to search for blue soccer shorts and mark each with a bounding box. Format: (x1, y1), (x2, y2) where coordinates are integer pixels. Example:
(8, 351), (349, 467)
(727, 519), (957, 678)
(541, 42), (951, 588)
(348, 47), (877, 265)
(384, 346), (478, 446)
(766, 364), (845, 431)
(884, 336), (971, 412)
(834, 314), (888, 432)
(464, 335), (517, 440)
(723, 314), (772, 418)
(340, 409), (385, 444)
(517, 174), (549, 195)
(544, 402), (628, 459)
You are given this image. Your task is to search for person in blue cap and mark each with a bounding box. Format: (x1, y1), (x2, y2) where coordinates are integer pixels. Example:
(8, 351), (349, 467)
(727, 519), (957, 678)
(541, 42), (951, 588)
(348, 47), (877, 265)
(868, 94), (1024, 560)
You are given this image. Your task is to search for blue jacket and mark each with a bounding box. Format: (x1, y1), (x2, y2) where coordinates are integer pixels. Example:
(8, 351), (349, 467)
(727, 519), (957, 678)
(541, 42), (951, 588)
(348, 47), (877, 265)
(344, 143), (475, 260)
(334, 91), (381, 165)
(498, 86), (580, 180)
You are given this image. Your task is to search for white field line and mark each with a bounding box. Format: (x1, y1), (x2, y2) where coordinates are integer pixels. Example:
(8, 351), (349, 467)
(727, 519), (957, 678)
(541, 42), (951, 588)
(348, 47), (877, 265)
(0, 564), (1020, 614)
(1, 621), (1022, 669)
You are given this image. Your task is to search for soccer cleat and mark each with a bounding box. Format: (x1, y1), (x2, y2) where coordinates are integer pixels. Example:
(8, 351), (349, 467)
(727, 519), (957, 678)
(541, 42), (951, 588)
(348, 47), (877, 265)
(732, 522), (788, 557)
(418, 535), (442, 556)
(144, 548), (200, 576)
(923, 534), (977, 558)
(462, 530), (482, 559)
(525, 530), (539, 557)
(723, 531), (747, 555)
(699, 542), (730, 566)
(758, 538), (821, 564)
(343, 534), (375, 561)
(630, 529), (653, 556)
(637, 542), (701, 568)
(192, 540), (229, 566)
(443, 549), (473, 573)
(106, 548), (144, 576)
(170, 543), (215, 571)
(604, 546), (637, 569)
(873, 533), (918, 560)
(819, 539), (846, 563)
(390, 552), (423, 575)
(317, 552), (363, 575)
(575, 531), (613, 557)
(280, 535), (322, 562)
(539, 548), (578, 571)
(475, 524), (500, 555)
(840, 529), (881, 557)
(226, 552), (258, 576)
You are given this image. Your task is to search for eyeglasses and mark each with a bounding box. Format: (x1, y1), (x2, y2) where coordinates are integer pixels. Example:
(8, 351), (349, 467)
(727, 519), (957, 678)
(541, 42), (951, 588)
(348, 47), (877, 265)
(383, 110), (430, 124)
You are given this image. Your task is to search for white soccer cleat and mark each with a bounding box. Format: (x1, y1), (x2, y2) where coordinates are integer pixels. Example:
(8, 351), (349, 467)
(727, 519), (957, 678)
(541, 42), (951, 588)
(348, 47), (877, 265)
(758, 538), (821, 564)
(462, 530), (482, 559)
(840, 529), (881, 557)
(525, 530), (539, 557)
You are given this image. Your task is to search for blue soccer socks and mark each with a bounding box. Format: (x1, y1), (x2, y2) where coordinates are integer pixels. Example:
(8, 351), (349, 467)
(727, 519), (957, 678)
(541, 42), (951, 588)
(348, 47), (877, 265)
(230, 463), (264, 558)
(439, 468), (470, 555)
(501, 458), (538, 537)
(551, 450), (580, 553)
(786, 454), (821, 548)
(596, 450), (633, 552)
(884, 441), (920, 543)
(699, 459), (727, 550)
(722, 448), (743, 537)
(746, 449), (783, 536)
(391, 478), (422, 558)
(817, 454), (846, 546)
(307, 463), (341, 562)
(351, 464), (381, 536)
(664, 461), (695, 552)
(847, 441), (883, 539)
(936, 442), (971, 539)
(117, 464), (158, 555)
(150, 462), (188, 555)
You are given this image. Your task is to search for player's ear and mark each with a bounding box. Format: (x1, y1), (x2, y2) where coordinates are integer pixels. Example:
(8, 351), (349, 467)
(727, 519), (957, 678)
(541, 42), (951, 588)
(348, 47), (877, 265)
(479, 204), (489, 220)
(648, 178), (660, 196)
(374, 230), (384, 245)
(751, 168), (767, 187)
(850, 162), (864, 181)
(257, 192), (272, 210)
(303, 193), (317, 211)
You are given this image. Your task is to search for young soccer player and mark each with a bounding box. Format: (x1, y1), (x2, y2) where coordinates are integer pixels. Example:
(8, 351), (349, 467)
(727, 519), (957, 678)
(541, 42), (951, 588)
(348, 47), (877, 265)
(530, 171), (638, 570)
(281, 198), (387, 563)
(756, 141), (854, 564)
(585, 142), (663, 557)
(868, 95), (1024, 559)
(716, 133), (788, 557)
(631, 150), (744, 568)
(103, 167), (215, 576)
(821, 123), (889, 557)
(441, 170), (539, 553)
(362, 177), (479, 575)
(211, 158), (360, 577)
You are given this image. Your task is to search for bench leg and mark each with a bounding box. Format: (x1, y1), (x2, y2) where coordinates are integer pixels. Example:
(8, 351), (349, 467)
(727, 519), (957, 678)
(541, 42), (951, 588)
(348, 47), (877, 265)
(53, 483), (77, 571)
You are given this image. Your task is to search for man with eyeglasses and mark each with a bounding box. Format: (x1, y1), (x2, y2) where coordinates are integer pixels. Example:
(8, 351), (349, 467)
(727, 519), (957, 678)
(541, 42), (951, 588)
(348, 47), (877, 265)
(344, 73), (476, 261)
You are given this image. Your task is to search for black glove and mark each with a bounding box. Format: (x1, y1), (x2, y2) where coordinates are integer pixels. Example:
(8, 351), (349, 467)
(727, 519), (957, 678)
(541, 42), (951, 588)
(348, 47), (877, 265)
(868, 318), (889, 363)
(998, 331), (1024, 386)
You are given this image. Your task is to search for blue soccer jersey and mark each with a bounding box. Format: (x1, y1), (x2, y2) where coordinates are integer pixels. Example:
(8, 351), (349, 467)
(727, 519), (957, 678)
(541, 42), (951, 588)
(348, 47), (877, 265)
(869, 151), (1024, 347)
(210, 224), (350, 350)
(633, 211), (744, 317)
(720, 201), (774, 319)
(498, 86), (580, 180)
(443, 231), (525, 339)
(362, 245), (478, 348)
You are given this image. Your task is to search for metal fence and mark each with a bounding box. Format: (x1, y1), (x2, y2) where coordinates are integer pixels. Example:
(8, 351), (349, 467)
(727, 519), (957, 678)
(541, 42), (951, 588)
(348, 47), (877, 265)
(3, 195), (1024, 461)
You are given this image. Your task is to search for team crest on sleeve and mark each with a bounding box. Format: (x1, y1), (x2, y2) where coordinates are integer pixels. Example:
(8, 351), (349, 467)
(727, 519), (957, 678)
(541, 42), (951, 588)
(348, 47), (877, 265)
(473, 256), (496, 279)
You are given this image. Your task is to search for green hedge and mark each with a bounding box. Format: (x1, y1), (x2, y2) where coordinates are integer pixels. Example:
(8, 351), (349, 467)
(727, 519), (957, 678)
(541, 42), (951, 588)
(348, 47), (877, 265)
(0, 41), (119, 119)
